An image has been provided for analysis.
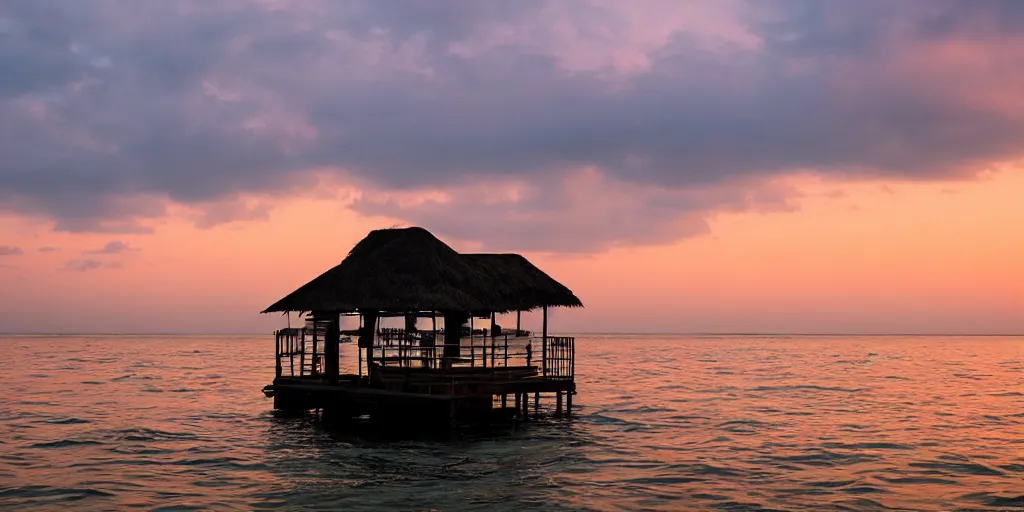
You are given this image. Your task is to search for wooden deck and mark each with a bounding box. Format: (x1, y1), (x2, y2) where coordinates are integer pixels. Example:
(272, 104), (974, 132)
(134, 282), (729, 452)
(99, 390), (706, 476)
(269, 326), (576, 425)
(268, 365), (575, 424)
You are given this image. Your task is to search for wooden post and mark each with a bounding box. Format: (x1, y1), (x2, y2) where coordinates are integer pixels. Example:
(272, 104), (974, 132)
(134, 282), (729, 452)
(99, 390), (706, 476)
(516, 310), (521, 335)
(542, 306), (548, 376)
(442, 311), (466, 361)
(567, 390), (573, 415)
(570, 337), (575, 380)
(275, 331), (282, 378)
(470, 316), (475, 367)
(311, 325), (318, 376)
(556, 391), (563, 416)
(311, 323), (318, 376)
(289, 332), (295, 376)
(300, 332), (306, 377)
(534, 392), (539, 414)
(501, 394), (507, 409)
(431, 311), (437, 369)
(490, 312), (497, 336)
(360, 310), (378, 381)
(514, 392), (522, 418)
(324, 314), (340, 385)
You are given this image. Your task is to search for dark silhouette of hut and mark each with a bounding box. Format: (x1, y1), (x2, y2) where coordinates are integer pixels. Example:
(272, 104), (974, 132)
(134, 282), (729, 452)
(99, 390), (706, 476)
(262, 227), (582, 424)
(462, 253), (582, 336)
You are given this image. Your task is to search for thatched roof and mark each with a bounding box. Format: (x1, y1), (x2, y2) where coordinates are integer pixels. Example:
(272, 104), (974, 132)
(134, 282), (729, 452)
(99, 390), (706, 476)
(262, 227), (582, 314)
(462, 253), (583, 311)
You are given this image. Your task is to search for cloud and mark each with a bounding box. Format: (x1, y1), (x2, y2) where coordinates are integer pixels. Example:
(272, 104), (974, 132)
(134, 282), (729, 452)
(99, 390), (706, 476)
(66, 258), (122, 271)
(38, 246), (59, 252)
(0, 245), (23, 256)
(85, 240), (137, 254)
(353, 168), (801, 252)
(187, 196), (274, 229)
(1, 1), (1023, 250)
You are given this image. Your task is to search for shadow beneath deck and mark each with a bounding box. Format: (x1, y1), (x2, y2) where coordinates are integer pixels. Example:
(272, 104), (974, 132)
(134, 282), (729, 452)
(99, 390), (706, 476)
(267, 405), (580, 443)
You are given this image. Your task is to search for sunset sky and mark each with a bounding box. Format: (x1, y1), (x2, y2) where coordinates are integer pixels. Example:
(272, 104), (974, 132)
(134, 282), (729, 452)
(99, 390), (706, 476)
(0, 0), (1021, 334)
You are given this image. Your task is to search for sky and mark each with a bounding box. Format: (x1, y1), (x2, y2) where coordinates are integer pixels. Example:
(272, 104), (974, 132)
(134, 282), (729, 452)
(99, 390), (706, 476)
(0, 0), (1021, 334)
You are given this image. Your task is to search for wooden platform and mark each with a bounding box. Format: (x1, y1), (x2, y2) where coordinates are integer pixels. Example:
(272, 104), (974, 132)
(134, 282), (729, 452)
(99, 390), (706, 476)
(267, 365), (575, 424)
(269, 327), (577, 426)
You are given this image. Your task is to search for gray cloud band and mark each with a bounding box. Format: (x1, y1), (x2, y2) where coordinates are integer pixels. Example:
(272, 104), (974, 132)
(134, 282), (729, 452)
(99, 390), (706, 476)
(1, 0), (1021, 250)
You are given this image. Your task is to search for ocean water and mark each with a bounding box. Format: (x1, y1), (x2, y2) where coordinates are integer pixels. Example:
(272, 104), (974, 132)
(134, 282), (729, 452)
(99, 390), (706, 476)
(0, 334), (1021, 511)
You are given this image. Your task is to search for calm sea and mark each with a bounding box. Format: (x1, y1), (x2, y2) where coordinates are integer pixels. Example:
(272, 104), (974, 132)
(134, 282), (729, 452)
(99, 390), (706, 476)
(0, 334), (1021, 511)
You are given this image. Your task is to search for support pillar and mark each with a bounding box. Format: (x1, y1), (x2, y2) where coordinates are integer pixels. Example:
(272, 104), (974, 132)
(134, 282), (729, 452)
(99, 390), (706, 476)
(359, 310), (378, 379)
(556, 391), (563, 416)
(321, 313), (340, 385)
(542, 306), (548, 376)
(275, 331), (282, 378)
(430, 312), (438, 368)
(311, 323), (318, 376)
(442, 311), (467, 360)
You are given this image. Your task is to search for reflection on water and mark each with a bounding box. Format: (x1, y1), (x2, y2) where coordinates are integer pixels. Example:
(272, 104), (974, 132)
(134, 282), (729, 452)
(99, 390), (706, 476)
(1, 334), (1022, 511)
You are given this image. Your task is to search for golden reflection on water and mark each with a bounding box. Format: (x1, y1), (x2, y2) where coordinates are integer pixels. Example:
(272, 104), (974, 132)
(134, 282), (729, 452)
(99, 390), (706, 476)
(0, 334), (1021, 511)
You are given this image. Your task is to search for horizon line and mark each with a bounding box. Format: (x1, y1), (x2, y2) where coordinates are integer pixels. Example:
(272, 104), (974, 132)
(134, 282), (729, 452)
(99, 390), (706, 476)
(0, 331), (1020, 337)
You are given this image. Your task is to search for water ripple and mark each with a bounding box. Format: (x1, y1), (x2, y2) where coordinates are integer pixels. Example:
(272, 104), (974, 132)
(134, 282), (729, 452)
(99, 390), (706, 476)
(1, 333), (1022, 511)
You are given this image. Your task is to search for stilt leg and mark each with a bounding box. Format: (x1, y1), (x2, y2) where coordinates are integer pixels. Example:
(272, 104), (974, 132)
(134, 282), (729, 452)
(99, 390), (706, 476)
(556, 391), (563, 416)
(501, 394), (507, 409)
(514, 393), (521, 418)
(534, 392), (539, 414)
(567, 392), (573, 415)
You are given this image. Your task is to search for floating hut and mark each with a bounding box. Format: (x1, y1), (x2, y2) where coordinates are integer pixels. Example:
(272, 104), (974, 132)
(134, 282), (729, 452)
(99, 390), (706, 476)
(261, 227), (583, 425)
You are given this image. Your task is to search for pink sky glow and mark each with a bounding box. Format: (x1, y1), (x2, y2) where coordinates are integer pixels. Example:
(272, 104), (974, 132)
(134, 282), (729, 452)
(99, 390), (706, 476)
(0, 1), (1021, 334)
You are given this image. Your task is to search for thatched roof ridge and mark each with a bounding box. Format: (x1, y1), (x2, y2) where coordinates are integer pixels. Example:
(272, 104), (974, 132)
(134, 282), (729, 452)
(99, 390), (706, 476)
(263, 227), (490, 313)
(462, 253), (583, 311)
(263, 227), (582, 314)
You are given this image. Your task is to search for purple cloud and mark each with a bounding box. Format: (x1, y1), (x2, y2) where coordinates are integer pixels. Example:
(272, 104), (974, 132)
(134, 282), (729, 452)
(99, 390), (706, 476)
(0, 246), (23, 256)
(354, 171), (801, 252)
(190, 197), (273, 229)
(38, 246), (59, 253)
(0, 1), (1022, 250)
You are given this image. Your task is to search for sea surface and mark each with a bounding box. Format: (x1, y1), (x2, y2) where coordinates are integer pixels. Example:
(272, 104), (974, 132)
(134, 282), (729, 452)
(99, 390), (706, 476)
(0, 334), (1022, 511)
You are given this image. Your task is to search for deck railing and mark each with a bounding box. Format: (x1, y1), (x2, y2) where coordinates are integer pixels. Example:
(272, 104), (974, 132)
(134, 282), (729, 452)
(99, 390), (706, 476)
(544, 336), (575, 380)
(274, 326), (342, 378)
(373, 330), (536, 370)
(276, 327), (573, 380)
